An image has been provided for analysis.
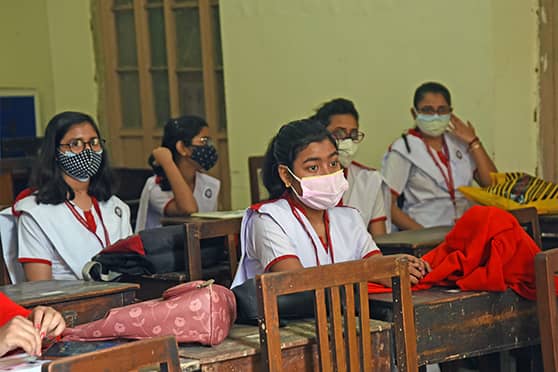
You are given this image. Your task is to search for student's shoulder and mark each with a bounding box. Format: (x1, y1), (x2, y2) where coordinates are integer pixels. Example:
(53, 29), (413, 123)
(350, 161), (376, 172)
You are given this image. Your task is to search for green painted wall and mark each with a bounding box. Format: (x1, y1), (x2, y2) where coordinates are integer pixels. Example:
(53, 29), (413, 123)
(0, 0), (97, 134)
(220, 0), (539, 209)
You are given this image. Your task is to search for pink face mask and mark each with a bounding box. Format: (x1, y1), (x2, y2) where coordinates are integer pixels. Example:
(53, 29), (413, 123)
(285, 167), (349, 210)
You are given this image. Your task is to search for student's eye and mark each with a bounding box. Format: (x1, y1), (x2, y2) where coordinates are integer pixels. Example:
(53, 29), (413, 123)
(70, 139), (84, 148)
(330, 160), (339, 168)
(307, 165), (318, 172)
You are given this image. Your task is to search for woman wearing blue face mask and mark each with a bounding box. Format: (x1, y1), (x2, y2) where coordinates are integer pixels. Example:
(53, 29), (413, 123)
(231, 119), (429, 289)
(6, 111), (132, 282)
(135, 115), (220, 232)
(382, 82), (497, 230)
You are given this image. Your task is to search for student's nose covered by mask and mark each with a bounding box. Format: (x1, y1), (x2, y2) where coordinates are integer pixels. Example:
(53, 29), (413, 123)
(285, 167), (349, 210)
(191, 145), (218, 171)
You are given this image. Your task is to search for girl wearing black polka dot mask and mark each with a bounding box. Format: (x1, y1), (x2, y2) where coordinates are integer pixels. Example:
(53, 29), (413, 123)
(135, 115), (221, 232)
(10, 111), (133, 282)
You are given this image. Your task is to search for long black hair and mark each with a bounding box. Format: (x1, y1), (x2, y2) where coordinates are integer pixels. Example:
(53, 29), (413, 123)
(262, 119), (337, 199)
(150, 115), (208, 191)
(30, 111), (113, 204)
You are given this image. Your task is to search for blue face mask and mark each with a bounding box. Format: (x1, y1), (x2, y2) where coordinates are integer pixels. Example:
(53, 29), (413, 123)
(191, 145), (218, 171)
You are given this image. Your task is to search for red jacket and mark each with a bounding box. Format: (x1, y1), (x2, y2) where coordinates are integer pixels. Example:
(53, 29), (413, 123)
(369, 206), (550, 300)
(0, 292), (31, 327)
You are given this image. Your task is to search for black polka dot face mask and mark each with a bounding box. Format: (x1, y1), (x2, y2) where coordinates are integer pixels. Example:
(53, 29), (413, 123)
(56, 148), (103, 182)
(190, 145), (218, 171)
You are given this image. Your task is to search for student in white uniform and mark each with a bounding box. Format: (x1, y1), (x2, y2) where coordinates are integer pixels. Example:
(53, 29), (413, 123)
(382, 82), (497, 230)
(231, 119), (429, 289)
(135, 116), (220, 232)
(12, 112), (132, 281)
(312, 98), (388, 238)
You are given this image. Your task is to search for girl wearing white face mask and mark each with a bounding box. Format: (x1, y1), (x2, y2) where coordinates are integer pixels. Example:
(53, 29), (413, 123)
(313, 98), (388, 238)
(231, 119), (429, 289)
(382, 82), (497, 230)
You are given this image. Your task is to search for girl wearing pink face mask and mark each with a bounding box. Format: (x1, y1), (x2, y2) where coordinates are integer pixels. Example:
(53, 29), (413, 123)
(231, 119), (429, 289)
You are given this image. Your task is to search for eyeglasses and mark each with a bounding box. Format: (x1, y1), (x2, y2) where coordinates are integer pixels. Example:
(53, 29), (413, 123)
(331, 129), (365, 143)
(59, 138), (105, 154)
(416, 106), (453, 115)
(197, 136), (213, 146)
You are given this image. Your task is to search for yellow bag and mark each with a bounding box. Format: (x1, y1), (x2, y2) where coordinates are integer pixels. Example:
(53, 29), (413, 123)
(459, 172), (558, 214)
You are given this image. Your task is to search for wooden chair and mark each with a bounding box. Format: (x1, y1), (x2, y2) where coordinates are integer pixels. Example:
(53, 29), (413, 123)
(0, 156), (35, 204)
(535, 247), (558, 372)
(256, 255), (418, 372)
(510, 207), (542, 247)
(43, 335), (181, 372)
(184, 218), (241, 282)
(248, 155), (267, 204)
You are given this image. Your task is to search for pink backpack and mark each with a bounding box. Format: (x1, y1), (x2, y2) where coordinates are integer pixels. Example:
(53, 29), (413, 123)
(62, 280), (236, 346)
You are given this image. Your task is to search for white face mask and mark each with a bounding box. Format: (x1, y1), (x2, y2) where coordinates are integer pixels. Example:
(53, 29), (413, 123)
(415, 114), (451, 137)
(337, 139), (359, 168)
(285, 168), (349, 210)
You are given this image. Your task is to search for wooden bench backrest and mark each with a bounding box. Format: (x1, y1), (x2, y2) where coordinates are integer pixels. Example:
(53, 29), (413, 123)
(184, 218), (241, 281)
(509, 207), (542, 247)
(248, 156), (267, 204)
(42, 335), (181, 372)
(536, 247), (558, 372)
(256, 255), (418, 372)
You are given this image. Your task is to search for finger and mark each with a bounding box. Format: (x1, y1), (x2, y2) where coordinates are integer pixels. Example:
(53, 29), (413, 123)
(31, 307), (45, 331)
(46, 312), (66, 337)
(409, 260), (426, 275)
(9, 319), (41, 356)
(408, 264), (424, 280)
(39, 309), (56, 338)
(467, 120), (474, 128)
(51, 318), (66, 337)
(447, 122), (455, 130)
(423, 260), (432, 273)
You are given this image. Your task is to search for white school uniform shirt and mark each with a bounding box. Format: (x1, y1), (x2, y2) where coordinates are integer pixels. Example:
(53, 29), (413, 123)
(231, 195), (381, 288)
(381, 130), (475, 228)
(1, 194), (132, 282)
(342, 161), (388, 230)
(135, 172), (220, 232)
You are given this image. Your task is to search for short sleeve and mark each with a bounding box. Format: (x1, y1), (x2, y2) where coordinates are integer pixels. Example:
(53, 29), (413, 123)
(148, 185), (174, 215)
(370, 185), (387, 223)
(358, 228), (380, 259)
(247, 213), (300, 271)
(17, 212), (56, 265)
(382, 151), (412, 195)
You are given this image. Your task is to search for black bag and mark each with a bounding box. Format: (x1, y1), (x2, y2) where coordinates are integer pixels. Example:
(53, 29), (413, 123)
(83, 225), (226, 281)
(232, 278), (315, 325)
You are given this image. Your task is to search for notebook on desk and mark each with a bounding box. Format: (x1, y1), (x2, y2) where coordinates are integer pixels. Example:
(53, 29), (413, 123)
(190, 210), (246, 219)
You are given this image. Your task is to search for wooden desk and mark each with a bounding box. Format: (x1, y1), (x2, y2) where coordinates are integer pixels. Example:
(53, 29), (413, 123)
(161, 216), (242, 282)
(179, 319), (392, 371)
(0, 280), (138, 327)
(375, 226), (452, 257)
(370, 287), (540, 369)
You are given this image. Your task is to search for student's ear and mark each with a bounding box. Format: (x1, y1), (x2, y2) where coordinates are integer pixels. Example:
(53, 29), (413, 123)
(175, 140), (191, 157)
(410, 107), (417, 120)
(278, 166), (293, 188)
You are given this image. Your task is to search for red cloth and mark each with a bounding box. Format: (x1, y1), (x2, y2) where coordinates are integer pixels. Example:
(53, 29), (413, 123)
(0, 292), (31, 327)
(368, 206), (556, 300)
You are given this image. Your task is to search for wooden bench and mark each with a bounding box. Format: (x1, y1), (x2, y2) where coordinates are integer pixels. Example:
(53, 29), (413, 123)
(0, 280), (138, 327)
(374, 226), (451, 257)
(370, 287), (541, 370)
(179, 319), (392, 371)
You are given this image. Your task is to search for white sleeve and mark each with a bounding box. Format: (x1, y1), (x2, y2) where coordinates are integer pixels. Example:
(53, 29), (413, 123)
(17, 213), (57, 264)
(370, 185), (387, 223)
(247, 213), (300, 271)
(148, 185), (174, 215)
(357, 221), (380, 258)
(382, 151), (412, 195)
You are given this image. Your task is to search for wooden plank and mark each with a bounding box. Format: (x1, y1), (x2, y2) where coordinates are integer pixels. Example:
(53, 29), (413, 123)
(179, 320), (392, 372)
(343, 283), (360, 371)
(370, 287), (539, 366)
(0, 280), (138, 326)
